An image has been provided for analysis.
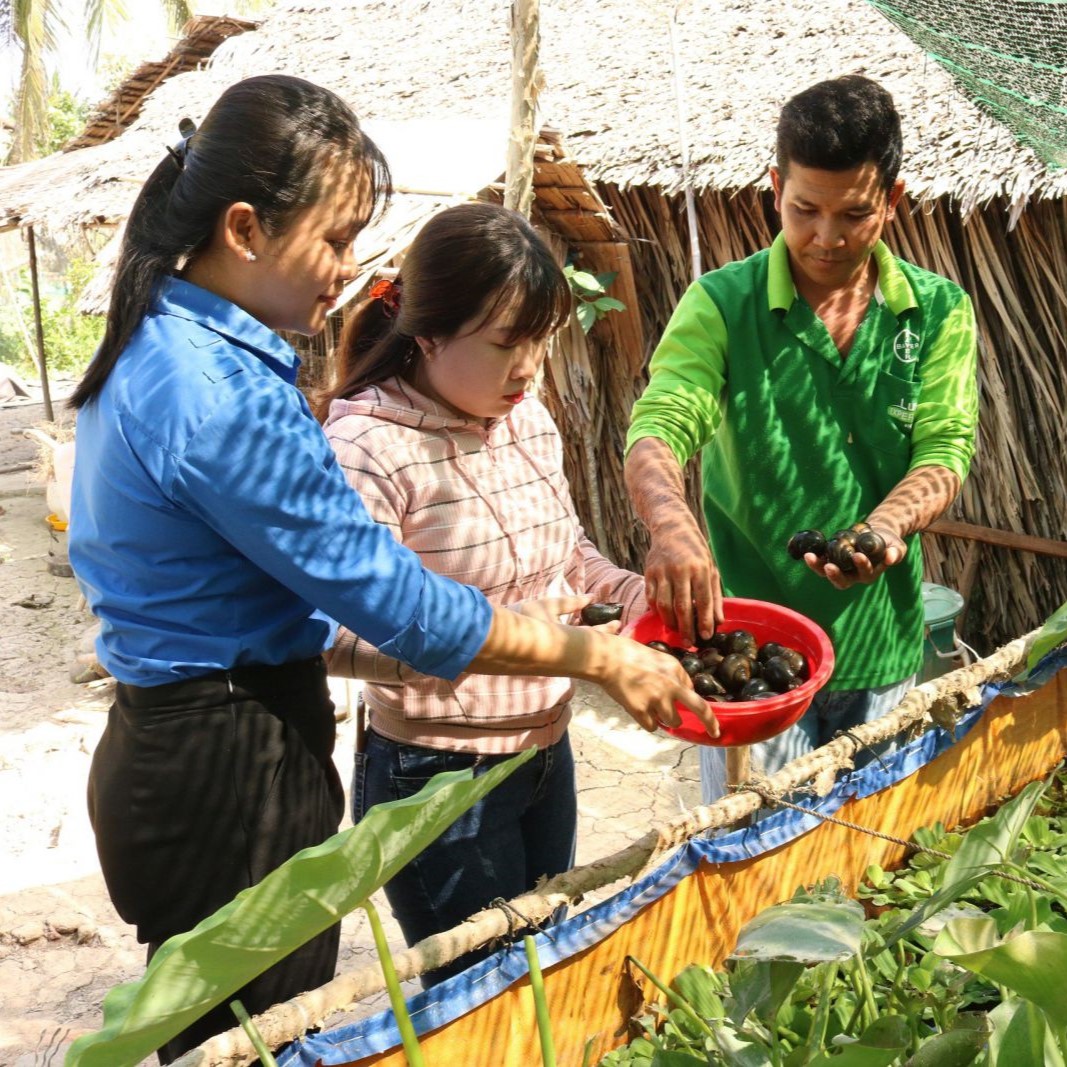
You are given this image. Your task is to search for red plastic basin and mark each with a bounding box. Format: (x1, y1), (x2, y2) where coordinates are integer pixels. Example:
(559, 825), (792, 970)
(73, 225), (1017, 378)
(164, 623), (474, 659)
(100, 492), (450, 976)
(624, 598), (835, 747)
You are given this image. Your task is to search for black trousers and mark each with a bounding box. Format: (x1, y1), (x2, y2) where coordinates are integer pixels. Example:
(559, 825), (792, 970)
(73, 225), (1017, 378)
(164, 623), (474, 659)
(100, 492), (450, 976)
(87, 657), (345, 1064)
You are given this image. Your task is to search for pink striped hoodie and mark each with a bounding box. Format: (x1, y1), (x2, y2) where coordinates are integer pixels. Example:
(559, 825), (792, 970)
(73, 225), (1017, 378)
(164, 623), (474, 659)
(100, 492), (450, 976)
(323, 376), (646, 753)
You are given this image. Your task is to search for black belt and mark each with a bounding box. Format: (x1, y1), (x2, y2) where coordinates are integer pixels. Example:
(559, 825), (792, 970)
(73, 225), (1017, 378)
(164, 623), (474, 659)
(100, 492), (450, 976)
(116, 655), (326, 710)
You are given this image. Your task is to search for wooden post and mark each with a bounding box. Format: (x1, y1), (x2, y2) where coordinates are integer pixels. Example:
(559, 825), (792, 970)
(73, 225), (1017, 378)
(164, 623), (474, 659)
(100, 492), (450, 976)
(25, 225), (54, 422)
(726, 745), (750, 791)
(955, 539), (982, 634)
(926, 518), (1067, 560)
(504, 0), (540, 219)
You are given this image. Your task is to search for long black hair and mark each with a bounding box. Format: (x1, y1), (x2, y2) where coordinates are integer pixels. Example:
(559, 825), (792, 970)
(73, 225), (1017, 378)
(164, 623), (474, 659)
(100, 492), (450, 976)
(71, 74), (390, 409)
(320, 201), (571, 417)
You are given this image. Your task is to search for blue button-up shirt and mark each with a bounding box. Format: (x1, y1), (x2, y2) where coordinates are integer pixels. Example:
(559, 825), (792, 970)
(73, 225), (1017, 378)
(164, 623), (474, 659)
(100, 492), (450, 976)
(70, 278), (492, 687)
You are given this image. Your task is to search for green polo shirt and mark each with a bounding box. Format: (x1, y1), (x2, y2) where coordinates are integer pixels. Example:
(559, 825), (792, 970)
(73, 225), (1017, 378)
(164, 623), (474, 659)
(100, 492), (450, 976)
(627, 235), (978, 689)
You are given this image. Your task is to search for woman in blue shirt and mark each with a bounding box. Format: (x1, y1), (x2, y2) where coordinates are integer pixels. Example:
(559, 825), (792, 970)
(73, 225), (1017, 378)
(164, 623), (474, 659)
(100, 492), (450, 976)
(68, 74), (715, 1062)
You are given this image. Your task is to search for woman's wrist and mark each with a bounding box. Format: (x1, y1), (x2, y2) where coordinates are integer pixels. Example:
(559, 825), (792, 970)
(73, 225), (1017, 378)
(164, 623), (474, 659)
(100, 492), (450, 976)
(471, 607), (604, 681)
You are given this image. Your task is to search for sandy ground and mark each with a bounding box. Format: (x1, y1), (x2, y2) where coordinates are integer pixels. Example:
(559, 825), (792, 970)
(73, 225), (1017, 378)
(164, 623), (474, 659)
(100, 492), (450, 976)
(0, 398), (701, 1067)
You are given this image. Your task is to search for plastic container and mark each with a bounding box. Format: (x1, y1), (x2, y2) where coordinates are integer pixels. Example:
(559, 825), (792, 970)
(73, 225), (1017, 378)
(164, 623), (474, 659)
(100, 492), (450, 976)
(22, 428), (75, 526)
(921, 581), (967, 682)
(50, 439), (75, 525)
(624, 598), (835, 747)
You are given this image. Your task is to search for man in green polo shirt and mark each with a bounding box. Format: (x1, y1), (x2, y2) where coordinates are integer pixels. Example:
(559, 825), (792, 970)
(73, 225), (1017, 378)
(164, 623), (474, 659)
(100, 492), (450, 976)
(624, 75), (978, 801)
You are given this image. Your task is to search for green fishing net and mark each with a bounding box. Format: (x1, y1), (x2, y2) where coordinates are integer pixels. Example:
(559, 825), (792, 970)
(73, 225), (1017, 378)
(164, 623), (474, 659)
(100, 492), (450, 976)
(867, 0), (1067, 168)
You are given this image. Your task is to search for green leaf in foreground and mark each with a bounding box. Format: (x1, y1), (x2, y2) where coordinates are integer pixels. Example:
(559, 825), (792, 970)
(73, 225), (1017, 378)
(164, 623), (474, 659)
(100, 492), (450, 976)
(884, 779), (1046, 948)
(933, 917), (1067, 1031)
(901, 1013), (990, 1066)
(650, 1051), (708, 1066)
(987, 997), (1067, 1067)
(729, 897), (866, 964)
(807, 1015), (909, 1066)
(726, 959), (804, 1028)
(670, 964), (725, 1021)
(65, 748), (537, 1067)
(1020, 599), (1067, 678)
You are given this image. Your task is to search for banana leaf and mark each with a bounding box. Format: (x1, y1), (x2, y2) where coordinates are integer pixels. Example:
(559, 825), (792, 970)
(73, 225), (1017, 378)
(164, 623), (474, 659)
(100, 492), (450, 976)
(65, 747), (537, 1067)
(1013, 599), (1067, 685)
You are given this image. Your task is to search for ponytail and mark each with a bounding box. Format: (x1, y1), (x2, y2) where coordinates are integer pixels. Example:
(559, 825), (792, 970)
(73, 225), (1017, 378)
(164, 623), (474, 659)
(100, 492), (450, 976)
(316, 285), (416, 420)
(69, 154), (193, 409)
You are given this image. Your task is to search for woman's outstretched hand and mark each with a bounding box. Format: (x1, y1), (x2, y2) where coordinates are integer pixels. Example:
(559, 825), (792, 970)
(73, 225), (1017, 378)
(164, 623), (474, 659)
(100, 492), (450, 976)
(593, 631), (720, 738)
(468, 605), (718, 739)
(510, 597), (715, 735)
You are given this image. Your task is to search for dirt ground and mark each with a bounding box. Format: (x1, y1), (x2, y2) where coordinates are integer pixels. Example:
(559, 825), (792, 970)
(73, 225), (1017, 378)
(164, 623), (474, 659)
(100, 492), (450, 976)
(0, 395), (701, 1067)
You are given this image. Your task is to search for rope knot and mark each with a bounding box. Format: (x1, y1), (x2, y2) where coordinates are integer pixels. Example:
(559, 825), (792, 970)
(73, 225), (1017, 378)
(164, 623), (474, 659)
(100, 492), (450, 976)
(486, 897), (551, 951)
(733, 771), (784, 808)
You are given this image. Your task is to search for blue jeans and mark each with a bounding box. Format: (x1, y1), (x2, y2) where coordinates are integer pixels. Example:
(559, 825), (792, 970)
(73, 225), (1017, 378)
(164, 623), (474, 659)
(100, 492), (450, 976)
(353, 728), (577, 986)
(700, 675), (916, 805)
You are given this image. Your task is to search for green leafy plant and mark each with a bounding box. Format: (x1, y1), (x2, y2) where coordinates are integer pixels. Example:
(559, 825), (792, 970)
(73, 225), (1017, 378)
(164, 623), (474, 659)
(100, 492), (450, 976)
(0, 257), (104, 378)
(597, 772), (1067, 1066)
(564, 264), (627, 334)
(65, 747), (536, 1067)
(934, 917), (1067, 1053)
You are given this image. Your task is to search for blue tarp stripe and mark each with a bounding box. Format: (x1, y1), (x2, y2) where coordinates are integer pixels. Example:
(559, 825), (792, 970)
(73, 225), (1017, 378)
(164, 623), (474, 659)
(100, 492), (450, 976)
(282, 647), (1067, 1066)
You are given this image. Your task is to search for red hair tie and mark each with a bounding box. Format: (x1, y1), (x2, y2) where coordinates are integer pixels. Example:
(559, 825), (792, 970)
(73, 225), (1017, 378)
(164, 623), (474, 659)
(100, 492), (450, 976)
(369, 278), (401, 318)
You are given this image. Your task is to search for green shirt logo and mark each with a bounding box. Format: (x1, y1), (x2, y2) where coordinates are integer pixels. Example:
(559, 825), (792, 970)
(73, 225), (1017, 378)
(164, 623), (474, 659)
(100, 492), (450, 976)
(893, 327), (920, 364)
(888, 398), (917, 429)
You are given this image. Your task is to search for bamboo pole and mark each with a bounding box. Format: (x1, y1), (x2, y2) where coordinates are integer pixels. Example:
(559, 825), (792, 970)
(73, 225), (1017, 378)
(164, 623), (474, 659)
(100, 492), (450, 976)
(174, 626), (1045, 1067)
(667, 5), (702, 282)
(503, 0), (540, 219)
(25, 225), (54, 422)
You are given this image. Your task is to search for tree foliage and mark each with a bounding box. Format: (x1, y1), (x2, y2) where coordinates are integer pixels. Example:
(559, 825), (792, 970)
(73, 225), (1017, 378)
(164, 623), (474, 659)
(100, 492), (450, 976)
(3, 0), (193, 164)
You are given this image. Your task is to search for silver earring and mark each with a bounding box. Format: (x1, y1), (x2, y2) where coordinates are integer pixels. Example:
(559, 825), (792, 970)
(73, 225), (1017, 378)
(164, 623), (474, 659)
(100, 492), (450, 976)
(243, 248), (256, 262)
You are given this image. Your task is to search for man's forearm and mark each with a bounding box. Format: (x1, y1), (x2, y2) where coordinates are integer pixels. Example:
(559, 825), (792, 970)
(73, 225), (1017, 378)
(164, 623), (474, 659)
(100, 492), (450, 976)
(625, 436), (722, 635)
(624, 437), (700, 537)
(866, 465), (962, 539)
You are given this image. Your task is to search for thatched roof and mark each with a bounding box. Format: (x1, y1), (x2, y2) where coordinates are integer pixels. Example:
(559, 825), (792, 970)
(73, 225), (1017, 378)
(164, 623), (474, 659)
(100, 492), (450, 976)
(62, 14), (258, 152)
(73, 121), (624, 315)
(2, 0), (1065, 235)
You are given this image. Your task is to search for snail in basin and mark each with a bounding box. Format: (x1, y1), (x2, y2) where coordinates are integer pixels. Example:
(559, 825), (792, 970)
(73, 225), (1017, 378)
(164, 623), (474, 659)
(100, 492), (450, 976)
(638, 624), (808, 703)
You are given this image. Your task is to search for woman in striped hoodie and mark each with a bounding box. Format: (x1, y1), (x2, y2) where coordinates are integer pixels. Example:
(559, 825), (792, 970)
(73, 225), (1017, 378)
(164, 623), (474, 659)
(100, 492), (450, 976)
(321, 202), (694, 985)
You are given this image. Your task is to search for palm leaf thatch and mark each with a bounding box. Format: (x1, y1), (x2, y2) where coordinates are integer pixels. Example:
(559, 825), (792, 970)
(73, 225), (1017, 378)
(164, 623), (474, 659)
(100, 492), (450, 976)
(62, 14), (258, 151)
(0, 0), (1063, 652)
